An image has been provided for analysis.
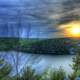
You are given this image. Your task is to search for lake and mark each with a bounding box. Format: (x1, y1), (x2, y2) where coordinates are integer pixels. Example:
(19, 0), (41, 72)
(0, 51), (74, 75)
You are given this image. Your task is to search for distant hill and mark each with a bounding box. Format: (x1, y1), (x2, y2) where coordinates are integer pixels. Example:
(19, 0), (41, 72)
(0, 37), (75, 55)
(21, 38), (73, 55)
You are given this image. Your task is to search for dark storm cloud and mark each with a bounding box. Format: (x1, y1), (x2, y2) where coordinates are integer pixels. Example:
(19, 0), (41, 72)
(58, 0), (80, 24)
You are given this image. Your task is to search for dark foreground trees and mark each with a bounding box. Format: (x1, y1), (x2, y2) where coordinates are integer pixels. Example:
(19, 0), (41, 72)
(0, 59), (12, 80)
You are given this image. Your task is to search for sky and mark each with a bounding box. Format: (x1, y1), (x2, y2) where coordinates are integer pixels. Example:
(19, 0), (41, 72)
(0, 0), (80, 38)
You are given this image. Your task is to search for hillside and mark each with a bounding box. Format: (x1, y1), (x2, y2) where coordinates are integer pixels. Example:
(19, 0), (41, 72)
(0, 38), (74, 55)
(22, 38), (73, 55)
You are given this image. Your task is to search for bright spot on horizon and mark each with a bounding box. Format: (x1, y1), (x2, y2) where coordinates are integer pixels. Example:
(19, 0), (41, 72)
(71, 26), (80, 35)
(59, 21), (80, 38)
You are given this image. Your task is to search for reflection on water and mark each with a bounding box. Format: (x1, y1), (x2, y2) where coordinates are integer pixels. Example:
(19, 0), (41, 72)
(0, 51), (74, 75)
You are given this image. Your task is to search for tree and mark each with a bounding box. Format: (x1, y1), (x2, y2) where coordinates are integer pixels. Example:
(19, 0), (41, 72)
(69, 38), (80, 79)
(72, 44), (80, 73)
(72, 51), (80, 73)
(0, 59), (12, 80)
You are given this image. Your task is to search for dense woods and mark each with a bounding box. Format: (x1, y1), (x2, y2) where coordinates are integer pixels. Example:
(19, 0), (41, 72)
(24, 38), (71, 54)
(0, 38), (73, 55)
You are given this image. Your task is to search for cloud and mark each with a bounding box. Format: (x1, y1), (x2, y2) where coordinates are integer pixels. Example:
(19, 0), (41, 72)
(0, 0), (80, 38)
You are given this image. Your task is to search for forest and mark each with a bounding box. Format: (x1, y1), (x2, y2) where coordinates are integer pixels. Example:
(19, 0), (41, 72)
(0, 38), (73, 55)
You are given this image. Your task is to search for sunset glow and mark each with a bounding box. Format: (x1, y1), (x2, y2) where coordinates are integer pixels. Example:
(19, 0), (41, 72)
(59, 21), (80, 37)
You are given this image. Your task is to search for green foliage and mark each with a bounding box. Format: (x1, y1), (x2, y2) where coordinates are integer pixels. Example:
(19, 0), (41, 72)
(23, 38), (71, 54)
(41, 68), (50, 80)
(68, 73), (76, 80)
(49, 67), (66, 80)
(0, 59), (12, 79)
(0, 38), (19, 51)
(69, 54), (80, 80)
(68, 70), (80, 80)
(0, 76), (12, 80)
(0, 38), (71, 54)
(21, 66), (41, 80)
(69, 38), (80, 80)
(21, 67), (66, 80)
(2, 65), (80, 80)
(71, 53), (80, 72)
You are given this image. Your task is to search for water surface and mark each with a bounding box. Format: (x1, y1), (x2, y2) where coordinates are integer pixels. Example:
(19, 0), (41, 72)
(0, 51), (74, 75)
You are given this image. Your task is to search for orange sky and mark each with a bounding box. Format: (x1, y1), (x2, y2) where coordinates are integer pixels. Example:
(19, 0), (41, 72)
(58, 21), (80, 38)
